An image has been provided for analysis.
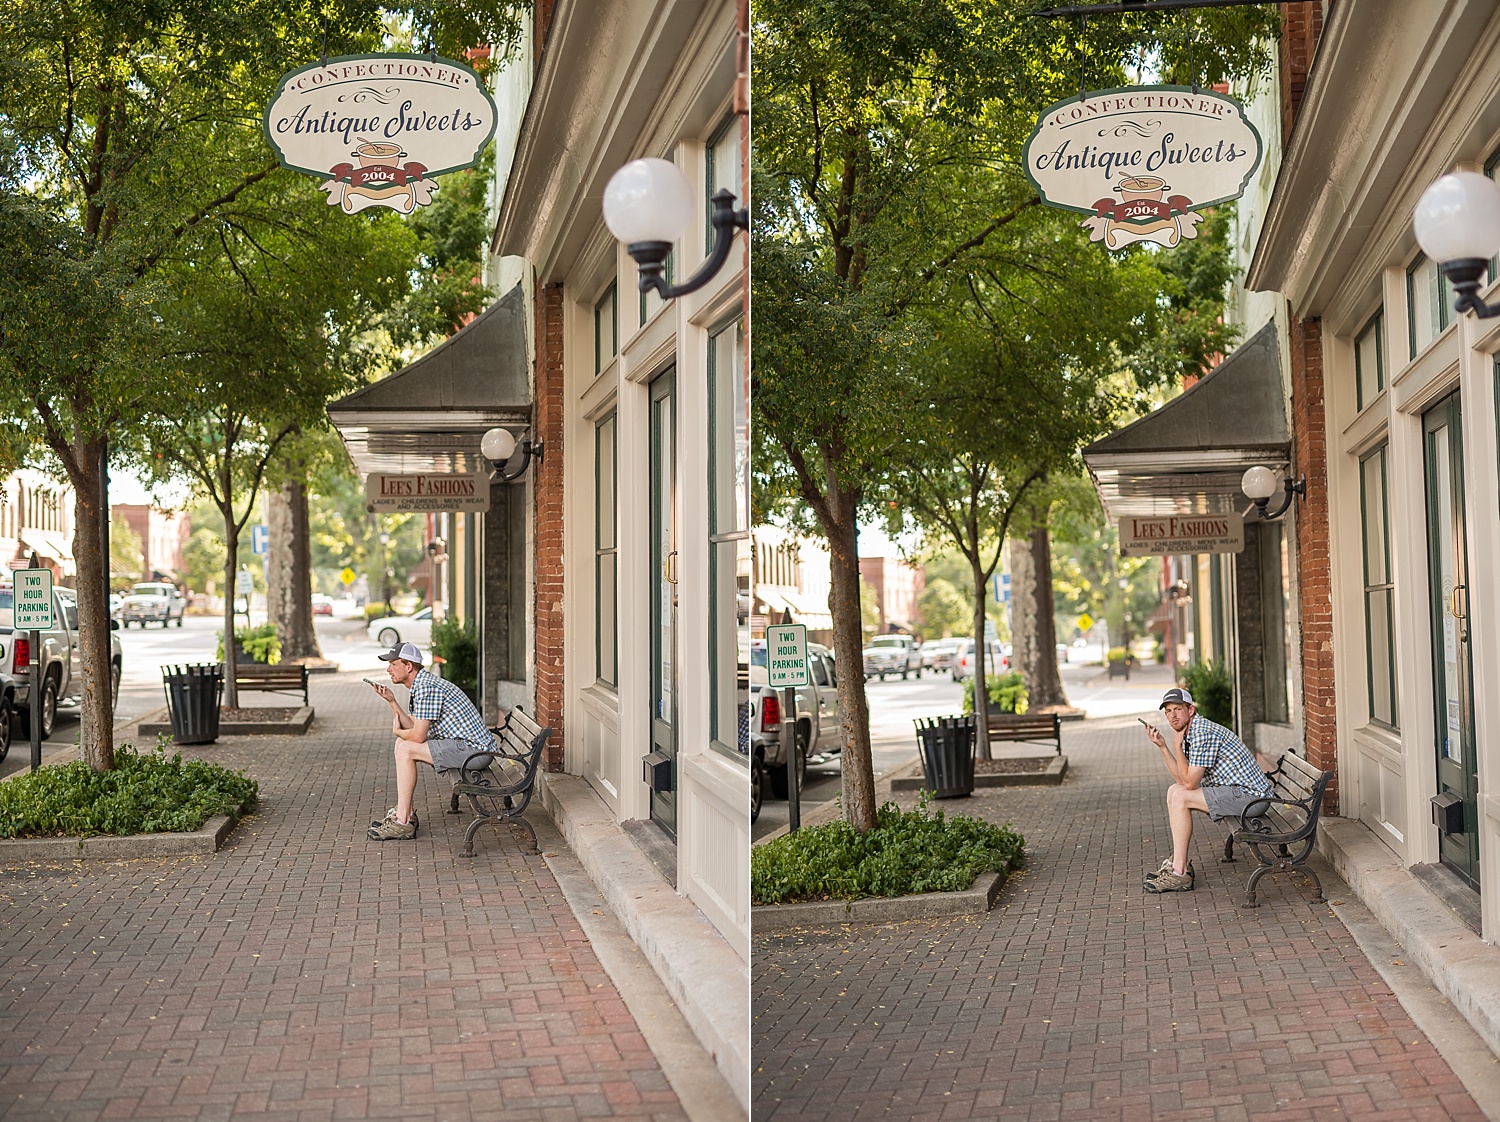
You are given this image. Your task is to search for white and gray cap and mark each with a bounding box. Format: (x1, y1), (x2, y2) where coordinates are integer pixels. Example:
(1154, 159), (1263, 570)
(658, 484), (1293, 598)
(377, 641), (424, 666)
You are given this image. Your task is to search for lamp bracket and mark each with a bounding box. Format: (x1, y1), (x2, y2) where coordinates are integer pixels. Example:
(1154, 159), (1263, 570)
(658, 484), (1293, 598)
(629, 189), (747, 300)
(489, 438), (544, 484)
(1251, 475), (1306, 521)
(1439, 258), (1500, 319)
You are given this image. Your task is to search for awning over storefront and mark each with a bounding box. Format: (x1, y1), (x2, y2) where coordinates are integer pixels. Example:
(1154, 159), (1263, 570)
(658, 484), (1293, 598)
(21, 530), (76, 574)
(326, 283), (532, 476)
(1082, 322), (1290, 521)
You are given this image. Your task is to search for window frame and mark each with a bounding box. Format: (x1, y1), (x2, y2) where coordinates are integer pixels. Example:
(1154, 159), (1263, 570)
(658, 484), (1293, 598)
(594, 414), (618, 689)
(1355, 309), (1384, 412)
(1360, 443), (1398, 729)
(708, 319), (749, 762)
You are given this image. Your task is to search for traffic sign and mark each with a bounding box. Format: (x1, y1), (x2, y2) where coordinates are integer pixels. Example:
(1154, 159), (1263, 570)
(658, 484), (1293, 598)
(340, 567), (357, 586)
(765, 623), (809, 688)
(251, 524), (269, 555)
(236, 569), (254, 595)
(13, 569), (53, 630)
(1077, 612), (1094, 633)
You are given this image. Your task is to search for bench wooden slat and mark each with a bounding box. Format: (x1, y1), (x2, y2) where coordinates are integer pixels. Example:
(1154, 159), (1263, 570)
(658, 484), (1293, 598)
(1224, 751), (1333, 908)
(446, 705), (552, 858)
(234, 663), (309, 705)
(986, 712), (1062, 755)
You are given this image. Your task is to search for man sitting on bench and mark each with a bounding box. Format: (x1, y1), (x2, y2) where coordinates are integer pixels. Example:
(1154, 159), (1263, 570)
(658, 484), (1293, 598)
(365, 642), (497, 841)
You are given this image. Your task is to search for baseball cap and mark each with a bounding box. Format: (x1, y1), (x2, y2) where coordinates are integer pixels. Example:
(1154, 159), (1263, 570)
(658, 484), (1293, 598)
(377, 642), (424, 666)
(1159, 687), (1194, 709)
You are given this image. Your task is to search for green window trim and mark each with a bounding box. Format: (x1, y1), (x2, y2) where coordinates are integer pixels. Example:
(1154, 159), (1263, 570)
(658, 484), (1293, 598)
(1355, 309), (1383, 413)
(595, 414), (618, 688)
(1360, 443), (1398, 729)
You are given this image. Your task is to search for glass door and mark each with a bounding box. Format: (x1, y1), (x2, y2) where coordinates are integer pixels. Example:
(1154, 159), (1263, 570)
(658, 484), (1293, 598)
(1424, 393), (1480, 887)
(649, 369), (678, 835)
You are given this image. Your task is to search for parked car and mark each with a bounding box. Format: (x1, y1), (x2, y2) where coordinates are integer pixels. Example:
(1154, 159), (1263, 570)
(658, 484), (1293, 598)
(748, 641), (843, 822)
(310, 593), (334, 617)
(366, 606), (433, 648)
(920, 637), (963, 676)
(119, 582), (185, 628)
(0, 582), (123, 741)
(862, 634), (921, 680)
(951, 638), (1008, 682)
(108, 592), (123, 619)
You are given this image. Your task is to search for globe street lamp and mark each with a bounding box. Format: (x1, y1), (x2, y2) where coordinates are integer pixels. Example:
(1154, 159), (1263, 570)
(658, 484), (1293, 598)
(603, 157), (748, 300)
(1413, 171), (1500, 318)
(481, 426), (542, 482)
(1241, 465), (1305, 521)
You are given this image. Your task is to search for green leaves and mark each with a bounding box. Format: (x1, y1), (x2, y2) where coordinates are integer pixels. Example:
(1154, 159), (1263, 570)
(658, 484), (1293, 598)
(0, 741), (258, 839)
(751, 797), (1025, 905)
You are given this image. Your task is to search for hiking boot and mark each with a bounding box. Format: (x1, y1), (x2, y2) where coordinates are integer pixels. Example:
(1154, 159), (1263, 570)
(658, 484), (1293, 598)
(367, 816), (417, 841)
(1143, 858), (1193, 885)
(1144, 867), (1195, 893)
(369, 807), (418, 831)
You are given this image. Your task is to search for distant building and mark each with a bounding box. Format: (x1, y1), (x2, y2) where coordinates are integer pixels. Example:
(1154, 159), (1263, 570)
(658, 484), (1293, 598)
(110, 504), (190, 582)
(1, 469), (76, 580)
(751, 527), (833, 645)
(859, 554), (925, 634)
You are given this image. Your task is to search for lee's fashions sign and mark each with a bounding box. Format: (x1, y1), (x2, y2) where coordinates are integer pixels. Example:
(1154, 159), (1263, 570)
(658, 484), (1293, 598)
(263, 54), (498, 215)
(1023, 85), (1263, 250)
(1120, 513), (1245, 557)
(365, 473), (489, 513)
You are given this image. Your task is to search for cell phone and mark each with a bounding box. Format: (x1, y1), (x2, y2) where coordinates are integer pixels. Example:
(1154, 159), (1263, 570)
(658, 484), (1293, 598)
(1137, 716), (1153, 729)
(363, 678), (382, 688)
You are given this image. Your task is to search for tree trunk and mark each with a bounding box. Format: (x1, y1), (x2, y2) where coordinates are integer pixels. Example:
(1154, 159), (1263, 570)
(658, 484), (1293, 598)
(1021, 520), (1067, 709)
(222, 515), (240, 709)
(826, 505), (877, 832)
(969, 550), (992, 761)
(266, 480), (320, 660)
(71, 442), (115, 771)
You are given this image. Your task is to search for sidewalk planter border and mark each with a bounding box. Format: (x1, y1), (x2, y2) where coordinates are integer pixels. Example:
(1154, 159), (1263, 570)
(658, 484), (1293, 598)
(139, 706), (314, 737)
(891, 755), (1068, 791)
(752, 868), (1009, 933)
(0, 809), (244, 862)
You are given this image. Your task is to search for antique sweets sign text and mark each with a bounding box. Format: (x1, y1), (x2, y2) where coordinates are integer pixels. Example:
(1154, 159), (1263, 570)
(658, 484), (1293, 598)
(264, 54), (498, 215)
(1023, 85), (1263, 250)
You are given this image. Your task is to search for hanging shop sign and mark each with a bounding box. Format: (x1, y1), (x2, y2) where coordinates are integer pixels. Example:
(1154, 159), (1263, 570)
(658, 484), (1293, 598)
(1023, 85), (1262, 250)
(366, 473), (490, 513)
(264, 53), (498, 215)
(1119, 513), (1245, 557)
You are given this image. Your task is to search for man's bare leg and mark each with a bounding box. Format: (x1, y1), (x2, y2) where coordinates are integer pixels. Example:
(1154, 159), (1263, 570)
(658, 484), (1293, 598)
(394, 741), (435, 823)
(1167, 784), (1210, 874)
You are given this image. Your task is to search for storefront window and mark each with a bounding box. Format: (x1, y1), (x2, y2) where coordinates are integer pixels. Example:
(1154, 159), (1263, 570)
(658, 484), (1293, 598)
(1407, 254), (1452, 359)
(596, 415), (618, 687)
(1360, 444), (1397, 727)
(595, 284), (617, 374)
(1355, 310), (1383, 411)
(709, 320), (749, 761)
(705, 114), (743, 250)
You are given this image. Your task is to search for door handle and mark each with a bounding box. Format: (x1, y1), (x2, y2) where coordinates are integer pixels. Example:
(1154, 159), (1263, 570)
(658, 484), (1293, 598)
(1449, 584), (1467, 620)
(665, 549), (678, 585)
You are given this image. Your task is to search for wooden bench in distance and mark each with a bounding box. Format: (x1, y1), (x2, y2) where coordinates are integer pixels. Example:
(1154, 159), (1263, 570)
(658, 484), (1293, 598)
(1222, 750), (1334, 908)
(986, 712), (1062, 756)
(234, 663), (310, 706)
(446, 706), (551, 858)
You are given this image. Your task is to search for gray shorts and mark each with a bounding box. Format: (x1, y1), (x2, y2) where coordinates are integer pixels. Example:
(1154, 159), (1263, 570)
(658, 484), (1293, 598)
(1204, 784), (1270, 822)
(427, 736), (497, 775)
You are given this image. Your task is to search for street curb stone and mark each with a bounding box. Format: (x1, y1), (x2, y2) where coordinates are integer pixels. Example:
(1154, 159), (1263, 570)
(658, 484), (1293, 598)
(752, 868), (1008, 933)
(890, 754), (1068, 791)
(138, 705), (314, 737)
(0, 811), (240, 862)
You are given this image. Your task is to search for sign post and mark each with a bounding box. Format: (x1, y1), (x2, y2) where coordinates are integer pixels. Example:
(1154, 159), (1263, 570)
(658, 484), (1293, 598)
(766, 623), (809, 833)
(14, 563), (53, 771)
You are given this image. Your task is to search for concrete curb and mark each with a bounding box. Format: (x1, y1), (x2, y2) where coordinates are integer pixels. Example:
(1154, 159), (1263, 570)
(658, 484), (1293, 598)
(890, 755), (1068, 792)
(139, 706), (314, 737)
(537, 772), (749, 1112)
(0, 812), (241, 863)
(752, 868), (1009, 933)
(1319, 816), (1500, 1060)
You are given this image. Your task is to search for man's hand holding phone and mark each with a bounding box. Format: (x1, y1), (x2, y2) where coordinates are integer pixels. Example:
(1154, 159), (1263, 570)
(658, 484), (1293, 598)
(364, 677), (395, 703)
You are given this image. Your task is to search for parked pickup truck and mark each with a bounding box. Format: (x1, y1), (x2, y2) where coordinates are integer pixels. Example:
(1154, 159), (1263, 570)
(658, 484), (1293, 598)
(119, 582), (186, 627)
(0, 582), (123, 741)
(748, 640), (843, 822)
(862, 634), (921, 680)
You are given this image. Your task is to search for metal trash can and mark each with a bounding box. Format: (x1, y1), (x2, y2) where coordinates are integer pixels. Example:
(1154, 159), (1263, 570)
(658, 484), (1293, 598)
(162, 664), (224, 744)
(914, 715), (976, 798)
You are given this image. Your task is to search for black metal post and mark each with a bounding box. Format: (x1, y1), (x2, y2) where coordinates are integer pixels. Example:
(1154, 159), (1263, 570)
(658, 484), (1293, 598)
(782, 686), (800, 833)
(27, 553), (41, 772)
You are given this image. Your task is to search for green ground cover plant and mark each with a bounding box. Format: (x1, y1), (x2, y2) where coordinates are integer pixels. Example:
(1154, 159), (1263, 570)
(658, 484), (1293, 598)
(216, 624), (281, 665)
(752, 797), (1024, 904)
(0, 741), (258, 839)
(961, 671), (1028, 716)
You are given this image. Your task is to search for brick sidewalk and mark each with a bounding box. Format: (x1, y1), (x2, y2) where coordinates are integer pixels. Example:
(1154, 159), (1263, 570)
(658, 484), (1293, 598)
(0, 672), (688, 1122)
(752, 716), (1486, 1122)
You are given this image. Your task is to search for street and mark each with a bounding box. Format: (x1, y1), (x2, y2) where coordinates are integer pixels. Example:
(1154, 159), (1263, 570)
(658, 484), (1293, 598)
(752, 658), (1175, 841)
(0, 612), (385, 780)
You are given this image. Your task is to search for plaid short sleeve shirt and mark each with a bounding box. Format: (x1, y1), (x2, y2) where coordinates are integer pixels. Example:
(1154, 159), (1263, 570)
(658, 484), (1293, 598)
(409, 669), (494, 751)
(1184, 714), (1273, 796)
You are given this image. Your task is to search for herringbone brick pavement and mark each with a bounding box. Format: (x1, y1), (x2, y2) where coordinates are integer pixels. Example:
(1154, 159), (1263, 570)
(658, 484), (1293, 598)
(753, 715), (1486, 1122)
(0, 672), (688, 1122)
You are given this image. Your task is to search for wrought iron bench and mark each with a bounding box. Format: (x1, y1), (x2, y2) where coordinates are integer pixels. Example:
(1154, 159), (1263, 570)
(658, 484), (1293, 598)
(445, 705), (551, 858)
(986, 712), (1063, 756)
(1222, 750), (1334, 908)
(233, 663), (309, 706)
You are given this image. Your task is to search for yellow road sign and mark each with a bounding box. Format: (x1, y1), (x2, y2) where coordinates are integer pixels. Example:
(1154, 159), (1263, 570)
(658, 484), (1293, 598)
(1077, 613), (1094, 633)
(340, 567), (357, 586)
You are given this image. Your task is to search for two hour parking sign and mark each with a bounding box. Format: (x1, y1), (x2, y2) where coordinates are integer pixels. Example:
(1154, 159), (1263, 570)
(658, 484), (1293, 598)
(765, 624), (809, 688)
(13, 569), (53, 630)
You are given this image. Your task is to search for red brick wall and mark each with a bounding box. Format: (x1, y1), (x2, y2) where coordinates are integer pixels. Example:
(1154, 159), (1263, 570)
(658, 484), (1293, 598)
(1288, 313), (1338, 811)
(534, 281), (566, 771)
(1280, 2), (1325, 146)
(535, 0), (557, 72)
